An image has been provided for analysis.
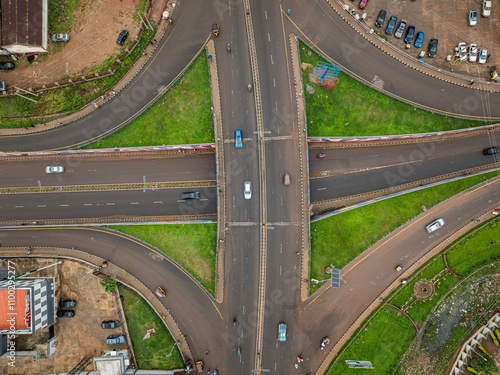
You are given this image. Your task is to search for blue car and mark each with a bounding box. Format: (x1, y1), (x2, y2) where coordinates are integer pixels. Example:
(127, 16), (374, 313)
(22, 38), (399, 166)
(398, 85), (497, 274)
(404, 25), (415, 44)
(414, 32), (424, 48)
(105, 335), (125, 345)
(235, 130), (242, 148)
(385, 16), (397, 35)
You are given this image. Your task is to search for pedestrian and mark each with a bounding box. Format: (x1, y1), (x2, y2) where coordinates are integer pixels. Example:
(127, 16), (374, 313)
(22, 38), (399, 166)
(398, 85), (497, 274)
(96, 300), (100, 304)
(153, 39), (157, 43)
(101, 95), (105, 100)
(205, 350), (209, 356)
(287, 9), (291, 14)
(143, 52), (147, 56)
(112, 89), (116, 95)
(148, 39), (154, 45)
(469, 79), (474, 85)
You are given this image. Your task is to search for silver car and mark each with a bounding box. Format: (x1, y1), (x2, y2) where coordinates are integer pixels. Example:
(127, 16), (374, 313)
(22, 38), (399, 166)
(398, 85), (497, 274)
(426, 218), (444, 233)
(394, 19), (407, 39)
(45, 166), (64, 173)
(52, 34), (70, 42)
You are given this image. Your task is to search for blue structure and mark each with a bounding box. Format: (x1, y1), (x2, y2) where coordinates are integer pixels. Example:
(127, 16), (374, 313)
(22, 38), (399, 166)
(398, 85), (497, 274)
(312, 61), (342, 83)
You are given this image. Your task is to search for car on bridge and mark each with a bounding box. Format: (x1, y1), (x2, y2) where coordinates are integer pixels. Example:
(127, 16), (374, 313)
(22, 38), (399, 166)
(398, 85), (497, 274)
(483, 146), (499, 155)
(278, 322), (287, 341)
(244, 181), (252, 199)
(235, 130), (243, 148)
(182, 192), (200, 200)
(46, 166), (64, 174)
(426, 218), (445, 233)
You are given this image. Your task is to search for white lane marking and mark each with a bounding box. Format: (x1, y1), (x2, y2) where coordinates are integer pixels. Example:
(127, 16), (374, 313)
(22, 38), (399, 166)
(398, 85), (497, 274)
(201, 198), (209, 201)
(106, 203), (115, 206)
(130, 202), (139, 205)
(38, 205), (46, 208)
(270, 55), (274, 65)
(83, 203), (92, 206)
(318, 187), (327, 190)
(15, 206), (24, 208)
(60, 204), (69, 207)
(268, 32), (270, 41)
(265, 10), (268, 19)
(273, 78), (276, 87)
(153, 201), (163, 204)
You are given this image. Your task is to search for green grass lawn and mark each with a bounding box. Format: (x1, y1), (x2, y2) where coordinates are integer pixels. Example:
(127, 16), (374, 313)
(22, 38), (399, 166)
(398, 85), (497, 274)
(108, 224), (217, 294)
(327, 306), (415, 374)
(299, 41), (486, 137)
(84, 50), (214, 148)
(310, 172), (498, 288)
(120, 286), (183, 370)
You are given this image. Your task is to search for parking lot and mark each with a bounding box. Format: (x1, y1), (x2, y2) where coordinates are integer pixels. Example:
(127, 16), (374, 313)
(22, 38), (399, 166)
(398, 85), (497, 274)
(354, 0), (497, 77)
(0, 258), (127, 375)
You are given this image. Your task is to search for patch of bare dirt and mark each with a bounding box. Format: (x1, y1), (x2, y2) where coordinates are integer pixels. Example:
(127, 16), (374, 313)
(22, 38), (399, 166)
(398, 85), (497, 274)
(0, 0), (140, 88)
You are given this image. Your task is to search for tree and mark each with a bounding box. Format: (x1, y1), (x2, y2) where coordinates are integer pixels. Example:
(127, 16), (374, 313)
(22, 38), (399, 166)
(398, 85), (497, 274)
(100, 276), (118, 294)
(471, 355), (498, 375)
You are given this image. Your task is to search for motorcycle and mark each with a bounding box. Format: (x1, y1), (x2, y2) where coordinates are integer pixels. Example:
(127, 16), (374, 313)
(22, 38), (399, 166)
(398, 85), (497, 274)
(233, 317), (236, 326)
(237, 346), (241, 356)
(317, 153), (325, 158)
(248, 84), (252, 92)
(227, 44), (231, 53)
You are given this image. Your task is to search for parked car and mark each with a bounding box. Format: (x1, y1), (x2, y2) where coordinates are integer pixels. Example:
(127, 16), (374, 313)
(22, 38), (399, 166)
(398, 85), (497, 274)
(244, 181), (252, 200)
(394, 19), (407, 38)
(0, 81), (5, 91)
(478, 48), (487, 64)
(482, 0), (491, 17)
(235, 130), (243, 148)
(181, 192), (200, 199)
(468, 10), (478, 26)
(414, 32), (424, 48)
(59, 300), (76, 308)
(469, 44), (478, 62)
(45, 166), (64, 174)
(358, 0), (368, 10)
(116, 30), (129, 45)
(385, 15), (397, 35)
(426, 218), (445, 233)
(0, 62), (15, 70)
(105, 335), (125, 345)
(52, 33), (69, 42)
(428, 38), (438, 57)
(375, 9), (386, 27)
(404, 25), (415, 44)
(483, 146), (500, 155)
(278, 323), (287, 342)
(56, 310), (74, 318)
(458, 42), (467, 62)
(101, 320), (120, 329)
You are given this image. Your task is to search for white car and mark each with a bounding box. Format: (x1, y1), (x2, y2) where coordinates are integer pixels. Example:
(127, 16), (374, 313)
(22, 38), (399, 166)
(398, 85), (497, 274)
(469, 44), (478, 62)
(457, 42), (467, 62)
(426, 218), (445, 233)
(482, 0), (491, 17)
(468, 10), (478, 26)
(52, 33), (69, 42)
(478, 48), (487, 64)
(45, 166), (64, 174)
(244, 181), (251, 199)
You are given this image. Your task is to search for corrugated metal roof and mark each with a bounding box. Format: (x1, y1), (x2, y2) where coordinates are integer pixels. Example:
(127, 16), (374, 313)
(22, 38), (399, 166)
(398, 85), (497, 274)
(1, 0), (43, 46)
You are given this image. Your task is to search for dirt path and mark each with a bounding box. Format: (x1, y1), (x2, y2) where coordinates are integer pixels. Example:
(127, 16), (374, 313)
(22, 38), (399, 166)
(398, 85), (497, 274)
(0, 0), (140, 88)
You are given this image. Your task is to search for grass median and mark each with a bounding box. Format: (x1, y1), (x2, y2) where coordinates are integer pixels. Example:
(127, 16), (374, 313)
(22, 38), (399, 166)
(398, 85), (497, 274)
(120, 286), (183, 370)
(299, 41), (486, 137)
(108, 224), (217, 295)
(310, 172), (498, 292)
(83, 49), (214, 148)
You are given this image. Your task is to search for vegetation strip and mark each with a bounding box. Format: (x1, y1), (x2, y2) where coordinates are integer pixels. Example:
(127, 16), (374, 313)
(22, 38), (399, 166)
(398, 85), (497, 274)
(0, 181), (216, 194)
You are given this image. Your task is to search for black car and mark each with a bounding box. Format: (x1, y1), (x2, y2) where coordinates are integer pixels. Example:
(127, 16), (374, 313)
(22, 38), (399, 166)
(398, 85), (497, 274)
(101, 320), (120, 329)
(375, 10), (386, 28)
(56, 309), (74, 318)
(182, 192), (200, 199)
(0, 62), (15, 70)
(59, 300), (76, 308)
(428, 38), (438, 57)
(385, 16), (397, 35)
(404, 25), (415, 44)
(483, 146), (500, 155)
(116, 30), (129, 45)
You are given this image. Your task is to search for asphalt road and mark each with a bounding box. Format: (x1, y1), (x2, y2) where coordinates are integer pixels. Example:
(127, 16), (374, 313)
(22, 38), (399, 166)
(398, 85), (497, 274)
(0, 153), (215, 188)
(0, 188), (216, 221)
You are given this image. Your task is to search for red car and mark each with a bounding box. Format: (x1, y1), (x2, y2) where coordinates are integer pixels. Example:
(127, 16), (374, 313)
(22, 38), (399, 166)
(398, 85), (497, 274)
(358, 0), (368, 9)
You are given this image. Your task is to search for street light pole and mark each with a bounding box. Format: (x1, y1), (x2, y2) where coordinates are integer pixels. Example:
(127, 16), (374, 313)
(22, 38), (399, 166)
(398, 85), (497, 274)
(165, 341), (181, 358)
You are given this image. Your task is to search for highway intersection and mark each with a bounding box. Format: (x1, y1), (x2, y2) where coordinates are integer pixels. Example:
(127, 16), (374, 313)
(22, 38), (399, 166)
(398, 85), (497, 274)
(1, 0), (499, 374)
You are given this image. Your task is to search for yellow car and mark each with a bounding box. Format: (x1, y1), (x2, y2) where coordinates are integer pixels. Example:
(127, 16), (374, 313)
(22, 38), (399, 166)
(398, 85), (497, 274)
(212, 24), (220, 37)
